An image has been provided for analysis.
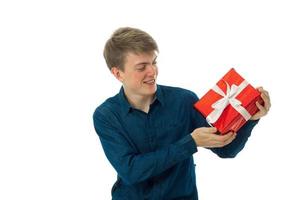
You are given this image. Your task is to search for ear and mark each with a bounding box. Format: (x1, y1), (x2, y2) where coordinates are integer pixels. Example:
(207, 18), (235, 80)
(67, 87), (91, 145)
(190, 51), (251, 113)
(111, 67), (124, 82)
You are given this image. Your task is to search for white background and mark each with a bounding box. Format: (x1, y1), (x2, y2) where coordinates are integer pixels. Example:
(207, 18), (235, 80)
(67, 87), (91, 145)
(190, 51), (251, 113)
(1, 0), (299, 199)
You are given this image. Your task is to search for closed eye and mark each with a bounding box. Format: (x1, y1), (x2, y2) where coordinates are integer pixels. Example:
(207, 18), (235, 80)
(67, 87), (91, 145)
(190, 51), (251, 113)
(136, 65), (146, 71)
(135, 57), (157, 71)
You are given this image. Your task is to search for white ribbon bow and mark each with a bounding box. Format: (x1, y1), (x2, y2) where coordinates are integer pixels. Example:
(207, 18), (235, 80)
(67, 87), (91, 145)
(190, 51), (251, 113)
(206, 80), (251, 125)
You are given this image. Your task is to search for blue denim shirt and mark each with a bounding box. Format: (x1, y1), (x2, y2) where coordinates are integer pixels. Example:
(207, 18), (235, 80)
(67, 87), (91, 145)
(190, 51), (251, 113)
(93, 85), (258, 200)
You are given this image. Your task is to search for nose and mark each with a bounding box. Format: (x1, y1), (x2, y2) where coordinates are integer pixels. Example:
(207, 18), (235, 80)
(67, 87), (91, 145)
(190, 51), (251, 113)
(146, 64), (157, 76)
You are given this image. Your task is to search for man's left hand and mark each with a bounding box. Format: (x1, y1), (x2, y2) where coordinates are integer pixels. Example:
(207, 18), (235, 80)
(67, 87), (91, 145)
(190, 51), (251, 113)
(250, 87), (271, 121)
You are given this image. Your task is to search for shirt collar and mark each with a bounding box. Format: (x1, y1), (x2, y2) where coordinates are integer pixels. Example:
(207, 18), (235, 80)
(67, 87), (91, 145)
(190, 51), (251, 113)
(118, 87), (132, 114)
(155, 84), (165, 106)
(117, 84), (165, 115)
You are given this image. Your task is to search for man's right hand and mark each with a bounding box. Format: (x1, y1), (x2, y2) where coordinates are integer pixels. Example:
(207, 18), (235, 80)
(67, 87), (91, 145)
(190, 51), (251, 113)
(191, 127), (237, 148)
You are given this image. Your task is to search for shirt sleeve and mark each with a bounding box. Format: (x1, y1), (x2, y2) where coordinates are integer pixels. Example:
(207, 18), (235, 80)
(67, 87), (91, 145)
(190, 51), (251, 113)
(209, 119), (259, 158)
(93, 109), (198, 185)
(189, 91), (259, 158)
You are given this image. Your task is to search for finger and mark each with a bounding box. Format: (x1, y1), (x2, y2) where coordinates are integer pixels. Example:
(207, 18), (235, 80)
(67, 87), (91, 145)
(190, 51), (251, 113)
(213, 132), (236, 147)
(261, 90), (270, 99)
(256, 86), (263, 91)
(204, 131), (226, 142)
(262, 90), (270, 98)
(256, 101), (267, 113)
(257, 87), (270, 99)
(203, 127), (218, 133)
(216, 131), (235, 142)
(222, 132), (237, 146)
(261, 93), (271, 111)
(258, 87), (270, 100)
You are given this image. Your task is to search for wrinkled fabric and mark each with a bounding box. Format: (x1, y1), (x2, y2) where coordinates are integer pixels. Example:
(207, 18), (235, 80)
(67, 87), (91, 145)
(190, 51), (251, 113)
(93, 85), (258, 200)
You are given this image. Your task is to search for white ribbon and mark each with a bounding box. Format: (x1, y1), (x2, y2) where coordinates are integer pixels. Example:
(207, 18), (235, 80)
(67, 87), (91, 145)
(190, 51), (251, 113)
(206, 80), (251, 125)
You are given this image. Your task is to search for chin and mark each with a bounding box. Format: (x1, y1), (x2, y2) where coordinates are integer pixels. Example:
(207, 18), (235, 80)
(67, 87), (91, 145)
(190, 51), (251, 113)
(150, 83), (157, 92)
(144, 83), (157, 95)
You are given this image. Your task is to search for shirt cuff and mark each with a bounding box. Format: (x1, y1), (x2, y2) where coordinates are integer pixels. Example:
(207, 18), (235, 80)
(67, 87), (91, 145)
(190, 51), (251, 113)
(175, 134), (198, 158)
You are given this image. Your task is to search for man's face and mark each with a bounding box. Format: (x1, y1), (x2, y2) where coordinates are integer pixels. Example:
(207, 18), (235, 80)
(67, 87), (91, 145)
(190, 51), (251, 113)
(114, 51), (158, 98)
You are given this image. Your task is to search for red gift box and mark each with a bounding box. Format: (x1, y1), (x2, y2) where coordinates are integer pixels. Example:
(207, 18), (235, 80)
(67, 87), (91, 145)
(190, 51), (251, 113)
(194, 68), (263, 135)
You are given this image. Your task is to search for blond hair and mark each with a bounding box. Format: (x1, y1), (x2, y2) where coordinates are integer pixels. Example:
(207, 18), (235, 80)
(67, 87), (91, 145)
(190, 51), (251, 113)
(103, 27), (159, 71)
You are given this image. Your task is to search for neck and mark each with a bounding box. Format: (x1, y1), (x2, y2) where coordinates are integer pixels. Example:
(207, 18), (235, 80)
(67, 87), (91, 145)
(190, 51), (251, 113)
(124, 91), (155, 113)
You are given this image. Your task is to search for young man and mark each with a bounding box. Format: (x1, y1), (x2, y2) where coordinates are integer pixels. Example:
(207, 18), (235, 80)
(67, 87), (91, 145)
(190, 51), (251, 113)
(93, 27), (271, 200)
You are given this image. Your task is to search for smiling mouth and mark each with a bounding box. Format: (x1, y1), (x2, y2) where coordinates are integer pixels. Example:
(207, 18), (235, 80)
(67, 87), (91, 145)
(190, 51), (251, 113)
(143, 79), (156, 85)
